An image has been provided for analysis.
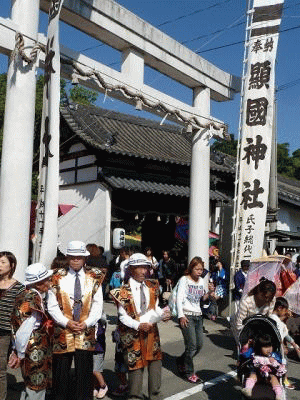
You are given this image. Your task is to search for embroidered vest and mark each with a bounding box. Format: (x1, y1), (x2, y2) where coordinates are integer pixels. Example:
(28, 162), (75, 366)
(111, 279), (162, 370)
(51, 266), (104, 353)
(11, 289), (53, 391)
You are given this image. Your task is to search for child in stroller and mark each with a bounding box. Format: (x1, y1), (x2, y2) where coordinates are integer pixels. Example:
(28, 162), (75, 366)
(238, 315), (286, 400)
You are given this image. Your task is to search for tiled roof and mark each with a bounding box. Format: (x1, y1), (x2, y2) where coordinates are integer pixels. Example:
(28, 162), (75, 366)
(61, 104), (234, 173)
(102, 174), (231, 201)
(61, 104), (300, 205)
(277, 175), (300, 206)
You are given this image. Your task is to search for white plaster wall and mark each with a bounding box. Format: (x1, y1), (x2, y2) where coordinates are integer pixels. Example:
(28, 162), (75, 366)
(58, 181), (111, 254)
(277, 202), (300, 232)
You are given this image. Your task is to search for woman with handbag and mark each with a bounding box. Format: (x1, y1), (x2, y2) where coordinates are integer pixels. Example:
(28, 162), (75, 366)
(176, 256), (214, 383)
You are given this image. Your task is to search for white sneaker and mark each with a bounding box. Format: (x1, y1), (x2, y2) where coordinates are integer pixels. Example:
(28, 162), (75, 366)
(97, 385), (108, 399)
(93, 389), (99, 398)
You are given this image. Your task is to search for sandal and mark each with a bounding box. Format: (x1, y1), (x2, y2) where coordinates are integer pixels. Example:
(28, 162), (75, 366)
(187, 374), (200, 383)
(284, 378), (295, 390)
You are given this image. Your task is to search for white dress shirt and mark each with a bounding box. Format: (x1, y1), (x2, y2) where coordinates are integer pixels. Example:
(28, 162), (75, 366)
(47, 267), (103, 328)
(118, 278), (163, 330)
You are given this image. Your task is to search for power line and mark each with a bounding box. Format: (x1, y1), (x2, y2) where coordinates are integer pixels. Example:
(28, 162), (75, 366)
(157, 0), (232, 27)
(277, 77), (300, 92)
(182, 21), (245, 45)
(164, 0), (300, 49)
(194, 13), (245, 52)
(157, 0), (300, 44)
(81, 43), (105, 53)
(77, 0), (300, 59)
(72, 0), (300, 56)
(196, 23), (300, 54)
(79, 0), (234, 53)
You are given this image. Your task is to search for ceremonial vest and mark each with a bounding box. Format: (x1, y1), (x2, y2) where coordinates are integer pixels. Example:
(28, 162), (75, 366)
(111, 280), (162, 370)
(51, 266), (104, 353)
(11, 289), (53, 391)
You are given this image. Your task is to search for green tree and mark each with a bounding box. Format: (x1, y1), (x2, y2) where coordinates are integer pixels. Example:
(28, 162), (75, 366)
(211, 134), (238, 157)
(291, 149), (300, 180)
(69, 84), (98, 105)
(277, 142), (294, 178)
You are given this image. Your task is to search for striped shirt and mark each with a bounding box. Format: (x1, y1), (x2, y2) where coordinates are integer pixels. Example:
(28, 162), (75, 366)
(0, 281), (25, 333)
(232, 294), (275, 341)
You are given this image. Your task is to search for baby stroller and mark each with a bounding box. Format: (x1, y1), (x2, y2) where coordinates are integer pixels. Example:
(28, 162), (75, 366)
(238, 314), (286, 400)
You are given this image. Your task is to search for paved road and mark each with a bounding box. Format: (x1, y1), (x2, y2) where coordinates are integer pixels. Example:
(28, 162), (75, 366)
(7, 300), (300, 400)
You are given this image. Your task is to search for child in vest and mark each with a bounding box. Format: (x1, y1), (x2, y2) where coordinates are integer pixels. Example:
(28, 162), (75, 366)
(9, 263), (54, 400)
(111, 327), (129, 396)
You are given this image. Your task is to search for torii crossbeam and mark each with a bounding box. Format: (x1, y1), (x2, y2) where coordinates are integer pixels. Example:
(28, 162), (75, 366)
(0, 0), (240, 279)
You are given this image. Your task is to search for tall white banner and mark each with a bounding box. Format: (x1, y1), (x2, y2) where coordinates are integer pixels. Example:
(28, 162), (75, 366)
(33, 0), (64, 266)
(234, 0), (284, 268)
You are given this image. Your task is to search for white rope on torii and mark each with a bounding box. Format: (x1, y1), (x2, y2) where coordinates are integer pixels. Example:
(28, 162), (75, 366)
(10, 30), (229, 140)
(61, 57), (229, 138)
(11, 32), (45, 64)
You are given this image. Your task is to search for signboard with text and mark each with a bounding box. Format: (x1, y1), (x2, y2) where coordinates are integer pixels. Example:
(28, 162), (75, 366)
(233, 0), (284, 268)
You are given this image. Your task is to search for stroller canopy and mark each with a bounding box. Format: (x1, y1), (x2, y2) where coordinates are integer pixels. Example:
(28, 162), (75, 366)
(239, 314), (282, 354)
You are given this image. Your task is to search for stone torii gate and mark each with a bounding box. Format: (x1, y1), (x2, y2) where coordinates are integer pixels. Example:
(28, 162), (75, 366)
(0, 0), (240, 280)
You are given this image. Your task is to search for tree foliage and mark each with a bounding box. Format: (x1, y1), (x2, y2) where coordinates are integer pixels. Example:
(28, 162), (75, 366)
(212, 136), (300, 181)
(212, 134), (238, 157)
(69, 85), (98, 105)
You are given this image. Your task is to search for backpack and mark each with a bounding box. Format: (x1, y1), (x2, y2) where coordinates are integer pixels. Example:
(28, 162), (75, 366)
(168, 277), (186, 317)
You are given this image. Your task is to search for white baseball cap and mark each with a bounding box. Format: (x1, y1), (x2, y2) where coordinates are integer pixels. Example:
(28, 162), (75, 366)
(127, 253), (151, 267)
(66, 241), (90, 257)
(24, 263), (53, 286)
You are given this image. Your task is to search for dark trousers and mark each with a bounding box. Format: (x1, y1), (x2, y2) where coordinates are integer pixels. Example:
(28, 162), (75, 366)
(128, 360), (162, 400)
(52, 350), (93, 400)
(0, 335), (11, 400)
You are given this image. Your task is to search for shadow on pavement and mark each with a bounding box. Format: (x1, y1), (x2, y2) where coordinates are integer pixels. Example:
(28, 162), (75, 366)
(206, 331), (236, 352)
(162, 352), (181, 377)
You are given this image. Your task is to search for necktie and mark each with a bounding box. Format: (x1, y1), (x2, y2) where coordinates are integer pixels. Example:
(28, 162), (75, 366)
(43, 292), (48, 312)
(73, 272), (82, 321)
(140, 283), (147, 315)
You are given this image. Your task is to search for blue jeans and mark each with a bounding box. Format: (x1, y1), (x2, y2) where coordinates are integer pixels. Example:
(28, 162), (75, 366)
(179, 315), (203, 376)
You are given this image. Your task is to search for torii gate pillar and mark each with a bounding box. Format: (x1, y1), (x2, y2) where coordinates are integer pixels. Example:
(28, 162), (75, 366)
(0, 0), (40, 281)
(188, 86), (210, 270)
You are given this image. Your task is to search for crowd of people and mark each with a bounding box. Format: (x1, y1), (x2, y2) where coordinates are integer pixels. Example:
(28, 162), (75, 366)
(1, 243), (300, 400)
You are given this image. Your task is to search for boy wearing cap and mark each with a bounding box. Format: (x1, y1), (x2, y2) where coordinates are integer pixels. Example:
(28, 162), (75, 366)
(9, 263), (54, 400)
(111, 253), (170, 400)
(47, 240), (104, 400)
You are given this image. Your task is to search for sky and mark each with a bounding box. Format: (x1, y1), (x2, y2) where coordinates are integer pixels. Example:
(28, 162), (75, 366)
(0, 0), (299, 153)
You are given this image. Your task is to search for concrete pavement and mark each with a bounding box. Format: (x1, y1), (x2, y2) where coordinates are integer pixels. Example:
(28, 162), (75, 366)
(7, 299), (300, 400)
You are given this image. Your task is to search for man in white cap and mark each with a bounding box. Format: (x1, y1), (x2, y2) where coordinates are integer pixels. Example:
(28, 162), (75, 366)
(47, 240), (104, 400)
(110, 253), (170, 400)
(9, 263), (54, 400)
